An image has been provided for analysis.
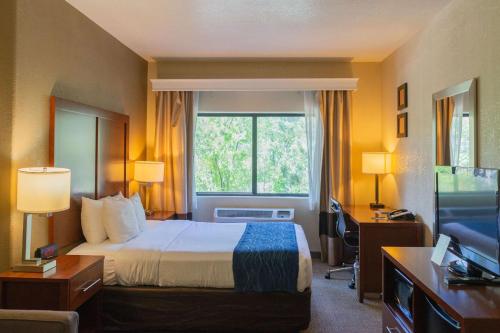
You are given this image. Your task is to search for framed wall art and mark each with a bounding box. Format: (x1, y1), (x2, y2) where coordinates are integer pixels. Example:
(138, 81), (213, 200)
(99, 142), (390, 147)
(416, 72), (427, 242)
(397, 112), (408, 138)
(397, 83), (408, 110)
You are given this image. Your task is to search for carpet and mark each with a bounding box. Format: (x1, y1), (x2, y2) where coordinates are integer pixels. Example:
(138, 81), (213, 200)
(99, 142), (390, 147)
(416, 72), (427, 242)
(302, 259), (382, 333)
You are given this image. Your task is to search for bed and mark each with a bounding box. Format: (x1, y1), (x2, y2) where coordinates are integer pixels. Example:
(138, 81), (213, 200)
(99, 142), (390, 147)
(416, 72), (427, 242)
(49, 97), (312, 332)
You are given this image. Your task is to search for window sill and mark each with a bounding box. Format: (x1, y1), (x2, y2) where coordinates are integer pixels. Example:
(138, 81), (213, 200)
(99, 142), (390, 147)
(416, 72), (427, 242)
(196, 194), (309, 199)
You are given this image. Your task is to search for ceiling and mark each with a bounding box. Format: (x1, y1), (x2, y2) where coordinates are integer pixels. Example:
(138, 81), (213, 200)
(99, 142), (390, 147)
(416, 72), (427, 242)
(66, 0), (451, 62)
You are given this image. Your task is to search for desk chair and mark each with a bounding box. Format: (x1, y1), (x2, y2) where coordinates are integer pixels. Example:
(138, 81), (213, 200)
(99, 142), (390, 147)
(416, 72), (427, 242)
(325, 198), (359, 289)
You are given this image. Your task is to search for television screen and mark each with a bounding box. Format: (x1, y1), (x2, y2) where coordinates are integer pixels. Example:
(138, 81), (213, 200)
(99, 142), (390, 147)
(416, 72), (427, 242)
(435, 167), (500, 276)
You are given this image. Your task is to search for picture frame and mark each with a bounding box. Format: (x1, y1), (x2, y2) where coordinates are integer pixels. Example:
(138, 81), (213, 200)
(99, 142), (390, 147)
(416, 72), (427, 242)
(397, 83), (408, 110)
(397, 112), (408, 138)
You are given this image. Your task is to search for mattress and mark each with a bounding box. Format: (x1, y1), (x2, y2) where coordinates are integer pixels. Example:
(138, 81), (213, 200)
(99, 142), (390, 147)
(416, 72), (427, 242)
(69, 220), (312, 292)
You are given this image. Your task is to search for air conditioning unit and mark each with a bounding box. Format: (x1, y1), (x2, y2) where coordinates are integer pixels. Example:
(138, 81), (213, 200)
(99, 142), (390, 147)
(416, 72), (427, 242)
(214, 208), (295, 223)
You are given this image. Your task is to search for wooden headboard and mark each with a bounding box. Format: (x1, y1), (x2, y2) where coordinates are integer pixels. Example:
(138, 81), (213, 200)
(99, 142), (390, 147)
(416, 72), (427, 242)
(49, 96), (129, 250)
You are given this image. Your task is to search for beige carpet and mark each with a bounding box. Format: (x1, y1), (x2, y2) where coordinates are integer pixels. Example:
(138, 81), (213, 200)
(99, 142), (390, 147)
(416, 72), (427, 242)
(302, 259), (382, 333)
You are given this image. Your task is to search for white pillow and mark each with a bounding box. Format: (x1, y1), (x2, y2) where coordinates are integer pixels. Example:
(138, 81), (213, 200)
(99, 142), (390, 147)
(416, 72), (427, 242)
(81, 197), (107, 244)
(130, 192), (147, 232)
(102, 196), (140, 243)
(80, 193), (127, 244)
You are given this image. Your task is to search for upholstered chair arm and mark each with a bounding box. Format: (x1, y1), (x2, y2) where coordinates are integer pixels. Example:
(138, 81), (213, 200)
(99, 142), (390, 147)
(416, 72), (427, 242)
(0, 309), (79, 333)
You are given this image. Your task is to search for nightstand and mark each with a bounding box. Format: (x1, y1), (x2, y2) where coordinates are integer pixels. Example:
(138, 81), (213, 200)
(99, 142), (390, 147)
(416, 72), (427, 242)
(148, 210), (177, 220)
(0, 255), (104, 332)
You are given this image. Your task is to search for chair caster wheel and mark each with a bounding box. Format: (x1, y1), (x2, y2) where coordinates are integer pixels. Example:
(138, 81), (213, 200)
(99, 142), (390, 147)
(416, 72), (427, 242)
(325, 274), (331, 279)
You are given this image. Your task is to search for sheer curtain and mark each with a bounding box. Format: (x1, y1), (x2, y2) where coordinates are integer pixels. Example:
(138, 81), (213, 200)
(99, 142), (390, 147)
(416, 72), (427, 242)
(304, 90), (354, 265)
(191, 92), (199, 209)
(152, 91), (197, 218)
(304, 91), (323, 211)
(450, 94), (464, 166)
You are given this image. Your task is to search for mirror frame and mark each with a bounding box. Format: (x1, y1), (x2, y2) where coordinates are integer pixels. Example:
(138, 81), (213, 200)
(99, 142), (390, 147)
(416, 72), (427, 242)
(432, 78), (477, 167)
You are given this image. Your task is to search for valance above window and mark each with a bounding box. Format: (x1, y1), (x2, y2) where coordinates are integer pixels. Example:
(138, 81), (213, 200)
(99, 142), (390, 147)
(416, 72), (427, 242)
(151, 78), (358, 92)
(198, 91), (304, 113)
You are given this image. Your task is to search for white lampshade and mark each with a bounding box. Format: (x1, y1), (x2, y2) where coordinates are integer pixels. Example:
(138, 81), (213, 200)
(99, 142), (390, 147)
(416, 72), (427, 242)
(17, 167), (71, 213)
(134, 161), (164, 183)
(362, 152), (392, 174)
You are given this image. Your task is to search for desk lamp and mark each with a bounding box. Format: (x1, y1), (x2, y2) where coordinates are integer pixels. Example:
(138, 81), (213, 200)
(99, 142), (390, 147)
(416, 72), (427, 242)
(134, 161), (164, 215)
(362, 152), (391, 209)
(15, 167), (71, 272)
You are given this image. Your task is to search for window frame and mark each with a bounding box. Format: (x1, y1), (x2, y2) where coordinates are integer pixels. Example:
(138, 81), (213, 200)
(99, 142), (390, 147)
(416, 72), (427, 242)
(195, 112), (309, 197)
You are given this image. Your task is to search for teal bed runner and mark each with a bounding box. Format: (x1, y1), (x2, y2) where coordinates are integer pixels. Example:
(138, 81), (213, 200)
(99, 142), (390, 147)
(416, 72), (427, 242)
(232, 222), (299, 293)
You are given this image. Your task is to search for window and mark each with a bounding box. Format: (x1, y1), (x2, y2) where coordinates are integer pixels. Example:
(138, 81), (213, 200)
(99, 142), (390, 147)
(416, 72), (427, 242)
(450, 112), (471, 167)
(195, 113), (309, 196)
(458, 113), (470, 167)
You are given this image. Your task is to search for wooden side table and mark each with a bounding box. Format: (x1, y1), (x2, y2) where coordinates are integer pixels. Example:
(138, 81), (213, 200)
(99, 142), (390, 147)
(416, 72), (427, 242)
(148, 210), (177, 221)
(0, 255), (104, 332)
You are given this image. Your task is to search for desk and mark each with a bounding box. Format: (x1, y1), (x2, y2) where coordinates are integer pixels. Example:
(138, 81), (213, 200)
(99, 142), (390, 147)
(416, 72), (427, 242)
(343, 205), (423, 302)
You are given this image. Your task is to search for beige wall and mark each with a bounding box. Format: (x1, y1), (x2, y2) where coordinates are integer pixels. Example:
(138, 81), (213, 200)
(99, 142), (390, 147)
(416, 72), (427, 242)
(151, 60), (382, 251)
(2, 0), (147, 269)
(350, 63), (383, 206)
(0, 0), (16, 271)
(381, 0), (500, 245)
(157, 59), (358, 79)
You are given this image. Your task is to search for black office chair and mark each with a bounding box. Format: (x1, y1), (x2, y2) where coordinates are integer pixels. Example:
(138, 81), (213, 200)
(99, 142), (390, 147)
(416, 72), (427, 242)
(324, 198), (359, 289)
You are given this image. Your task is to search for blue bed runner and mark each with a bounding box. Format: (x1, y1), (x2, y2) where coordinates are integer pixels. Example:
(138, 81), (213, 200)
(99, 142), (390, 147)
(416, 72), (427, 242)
(232, 222), (299, 293)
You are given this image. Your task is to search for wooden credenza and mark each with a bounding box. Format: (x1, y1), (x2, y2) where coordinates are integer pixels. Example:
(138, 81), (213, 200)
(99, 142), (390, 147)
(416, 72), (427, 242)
(382, 247), (500, 333)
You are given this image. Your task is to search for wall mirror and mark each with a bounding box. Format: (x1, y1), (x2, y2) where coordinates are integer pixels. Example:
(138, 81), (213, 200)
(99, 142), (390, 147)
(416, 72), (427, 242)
(433, 79), (477, 167)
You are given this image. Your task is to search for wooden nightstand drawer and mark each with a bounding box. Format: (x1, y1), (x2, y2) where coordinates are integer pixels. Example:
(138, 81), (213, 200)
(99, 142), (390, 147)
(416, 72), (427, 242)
(69, 261), (103, 310)
(0, 255), (104, 331)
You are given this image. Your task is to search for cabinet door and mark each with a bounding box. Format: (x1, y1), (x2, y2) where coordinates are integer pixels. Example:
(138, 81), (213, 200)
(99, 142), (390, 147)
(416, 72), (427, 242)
(383, 303), (411, 333)
(420, 296), (461, 333)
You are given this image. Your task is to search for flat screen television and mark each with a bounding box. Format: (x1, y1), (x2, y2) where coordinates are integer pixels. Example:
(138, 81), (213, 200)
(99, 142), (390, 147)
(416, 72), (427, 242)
(435, 166), (500, 276)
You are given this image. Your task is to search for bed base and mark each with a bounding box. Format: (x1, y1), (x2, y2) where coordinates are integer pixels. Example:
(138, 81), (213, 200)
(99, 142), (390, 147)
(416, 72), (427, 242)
(102, 285), (311, 332)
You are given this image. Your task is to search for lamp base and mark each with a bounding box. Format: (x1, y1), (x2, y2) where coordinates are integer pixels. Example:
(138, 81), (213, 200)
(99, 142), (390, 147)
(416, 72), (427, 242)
(369, 203), (385, 209)
(13, 258), (56, 273)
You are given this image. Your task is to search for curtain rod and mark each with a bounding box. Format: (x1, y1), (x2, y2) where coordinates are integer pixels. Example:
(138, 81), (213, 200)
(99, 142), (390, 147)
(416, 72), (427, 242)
(151, 78), (358, 91)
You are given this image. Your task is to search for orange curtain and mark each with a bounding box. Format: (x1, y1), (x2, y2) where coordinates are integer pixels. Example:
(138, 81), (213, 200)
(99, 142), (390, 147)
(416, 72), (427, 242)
(436, 96), (455, 165)
(152, 91), (194, 217)
(318, 90), (353, 265)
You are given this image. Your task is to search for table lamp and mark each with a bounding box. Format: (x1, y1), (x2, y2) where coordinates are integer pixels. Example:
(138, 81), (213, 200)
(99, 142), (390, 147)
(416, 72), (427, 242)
(134, 161), (164, 215)
(15, 167), (71, 272)
(362, 152), (391, 209)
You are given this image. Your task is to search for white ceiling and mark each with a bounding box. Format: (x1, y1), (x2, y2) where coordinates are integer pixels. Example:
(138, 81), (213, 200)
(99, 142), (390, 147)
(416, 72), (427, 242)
(66, 0), (451, 62)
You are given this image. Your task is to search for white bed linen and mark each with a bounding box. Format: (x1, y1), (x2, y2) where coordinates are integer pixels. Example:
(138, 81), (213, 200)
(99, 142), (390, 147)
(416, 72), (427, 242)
(69, 220), (312, 292)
